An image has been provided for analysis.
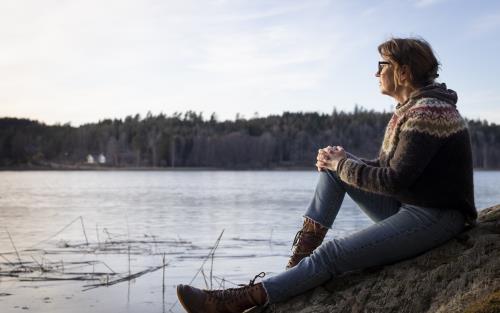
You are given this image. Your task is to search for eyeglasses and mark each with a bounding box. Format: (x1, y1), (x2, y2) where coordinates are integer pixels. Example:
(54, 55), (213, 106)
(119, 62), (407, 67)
(377, 61), (390, 75)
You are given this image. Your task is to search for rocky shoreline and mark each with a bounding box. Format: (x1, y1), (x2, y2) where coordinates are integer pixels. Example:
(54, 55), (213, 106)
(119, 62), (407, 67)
(249, 205), (500, 313)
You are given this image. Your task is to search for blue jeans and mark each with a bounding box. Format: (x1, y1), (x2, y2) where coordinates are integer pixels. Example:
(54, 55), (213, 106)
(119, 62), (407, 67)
(261, 155), (466, 303)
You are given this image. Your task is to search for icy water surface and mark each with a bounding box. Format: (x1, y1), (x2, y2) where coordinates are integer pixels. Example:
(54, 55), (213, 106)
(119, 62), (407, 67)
(0, 170), (499, 313)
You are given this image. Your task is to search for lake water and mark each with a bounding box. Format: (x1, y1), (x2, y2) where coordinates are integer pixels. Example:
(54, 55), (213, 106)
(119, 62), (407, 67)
(0, 170), (499, 313)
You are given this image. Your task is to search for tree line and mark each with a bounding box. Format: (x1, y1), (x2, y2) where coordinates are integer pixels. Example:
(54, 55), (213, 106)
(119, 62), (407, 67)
(1, 108), (499, 169)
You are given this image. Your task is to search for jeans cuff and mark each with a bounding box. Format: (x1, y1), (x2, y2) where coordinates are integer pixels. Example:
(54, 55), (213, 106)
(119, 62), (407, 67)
(302, 214), (332, 230)
(260, 280), (272, 305)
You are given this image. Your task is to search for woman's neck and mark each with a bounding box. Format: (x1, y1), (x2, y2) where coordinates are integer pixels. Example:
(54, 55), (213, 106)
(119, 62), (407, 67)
(393, 85), (417, 105)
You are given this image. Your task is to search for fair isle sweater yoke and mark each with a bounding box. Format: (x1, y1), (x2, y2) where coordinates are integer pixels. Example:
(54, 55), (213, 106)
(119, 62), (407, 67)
(336, 84), (477, 222)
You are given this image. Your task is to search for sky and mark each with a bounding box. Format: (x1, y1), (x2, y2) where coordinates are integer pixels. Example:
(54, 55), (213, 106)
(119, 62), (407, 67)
(1, 0), (500, 125)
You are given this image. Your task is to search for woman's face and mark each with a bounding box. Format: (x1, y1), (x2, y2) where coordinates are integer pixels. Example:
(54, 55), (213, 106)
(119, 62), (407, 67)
(376, 56), (395, 97)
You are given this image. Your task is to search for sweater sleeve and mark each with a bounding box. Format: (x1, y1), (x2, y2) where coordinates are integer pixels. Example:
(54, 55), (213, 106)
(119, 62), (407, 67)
(336, 129), (442, 196)
(358, 157), (380, 167)
(336, 103), (467, 196)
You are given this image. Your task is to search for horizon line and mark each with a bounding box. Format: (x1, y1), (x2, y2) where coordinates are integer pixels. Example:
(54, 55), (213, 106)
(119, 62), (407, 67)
(1, 107), (498, 127)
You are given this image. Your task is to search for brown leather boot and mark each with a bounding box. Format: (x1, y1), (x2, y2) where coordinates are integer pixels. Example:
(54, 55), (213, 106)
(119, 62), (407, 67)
(286, 217), (328, 269)
(176, 272), (267, 313)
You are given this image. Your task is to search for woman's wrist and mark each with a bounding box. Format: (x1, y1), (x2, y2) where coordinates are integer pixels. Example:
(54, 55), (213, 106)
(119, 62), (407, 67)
(334, 156), (347, 172)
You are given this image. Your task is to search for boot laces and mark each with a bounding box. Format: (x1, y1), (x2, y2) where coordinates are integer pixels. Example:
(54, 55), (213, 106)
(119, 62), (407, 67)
(291, 230), (303, 249)
(291, 225), (326, 251)
(246, 272), (265, 286)
(207, 272), (266, 303)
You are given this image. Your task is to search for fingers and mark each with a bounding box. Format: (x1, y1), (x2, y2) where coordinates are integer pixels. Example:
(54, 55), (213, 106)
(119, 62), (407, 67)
(316, 160), (327, 167)
(315, 160), (328, 171)
(317, 152), (330, 163)
(323, 146), (336, 153)
(316, 145), (345, 171)
(317, 148), (330, 161)
(318, 146), (336, 152)
(335, 146), (347, 158)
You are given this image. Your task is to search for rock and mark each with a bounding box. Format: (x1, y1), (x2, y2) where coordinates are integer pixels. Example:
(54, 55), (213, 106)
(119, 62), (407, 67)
(250, 205), (500, 313)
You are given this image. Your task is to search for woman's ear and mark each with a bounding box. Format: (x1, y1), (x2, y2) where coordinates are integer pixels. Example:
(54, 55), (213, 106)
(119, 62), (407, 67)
(399, 65), (412, 86)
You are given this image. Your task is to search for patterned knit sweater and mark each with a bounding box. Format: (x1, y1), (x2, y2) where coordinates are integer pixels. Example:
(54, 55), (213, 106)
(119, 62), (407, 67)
(337, 83), (477, 222)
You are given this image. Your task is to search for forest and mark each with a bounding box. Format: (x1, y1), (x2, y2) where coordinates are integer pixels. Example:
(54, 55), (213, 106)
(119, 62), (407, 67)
(1, 108), (500, 169)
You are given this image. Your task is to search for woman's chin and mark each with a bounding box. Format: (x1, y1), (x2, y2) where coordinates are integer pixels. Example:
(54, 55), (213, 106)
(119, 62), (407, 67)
(379, 87), (393, 97)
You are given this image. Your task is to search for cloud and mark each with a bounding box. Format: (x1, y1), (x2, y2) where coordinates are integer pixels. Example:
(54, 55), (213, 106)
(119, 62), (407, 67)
(210, 1), (329, 22)
(0, 0), (351, 124)
(413, 0), (448, 8)
(4, 0), (498, 125)
(191, 27), (334, 75)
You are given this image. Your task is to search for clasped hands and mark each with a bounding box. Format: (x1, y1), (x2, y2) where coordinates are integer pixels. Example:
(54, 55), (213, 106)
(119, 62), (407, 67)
(315, 145), (347, 172)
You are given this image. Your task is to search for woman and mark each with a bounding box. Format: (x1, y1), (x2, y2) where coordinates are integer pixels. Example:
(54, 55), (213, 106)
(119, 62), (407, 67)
(176, 37), (477, 313)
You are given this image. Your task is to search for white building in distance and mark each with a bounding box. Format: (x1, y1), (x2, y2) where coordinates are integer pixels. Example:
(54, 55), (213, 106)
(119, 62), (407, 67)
(86, 154), (106, 164)
(98, 154), (106, 164)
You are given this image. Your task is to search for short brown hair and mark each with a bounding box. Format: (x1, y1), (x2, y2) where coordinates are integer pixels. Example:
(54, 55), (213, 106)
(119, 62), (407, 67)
(378, 37), (440, 87)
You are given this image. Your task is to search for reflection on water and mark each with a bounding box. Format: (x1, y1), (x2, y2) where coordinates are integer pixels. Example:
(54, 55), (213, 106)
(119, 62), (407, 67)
(0, 170), (498, 313)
